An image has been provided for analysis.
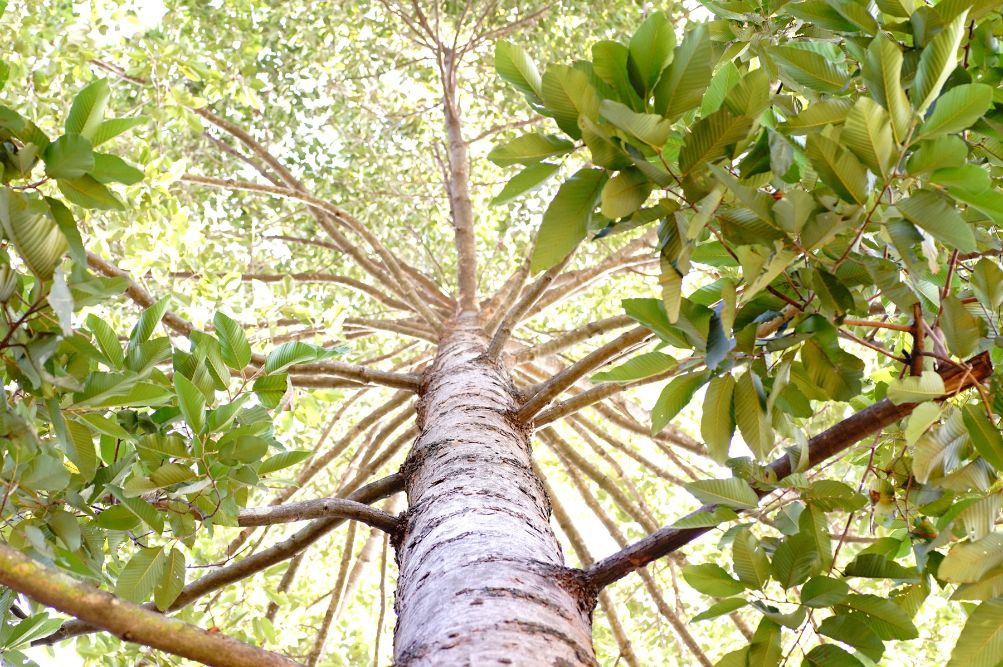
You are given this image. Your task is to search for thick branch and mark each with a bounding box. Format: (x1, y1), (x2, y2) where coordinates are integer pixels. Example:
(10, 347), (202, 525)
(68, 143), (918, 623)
(238, 498), (399, 532)
(584, 352), (993, 590)
(36, 474), (404, 645)
(0, 544), (301, 667)
(516, 327), (652, 421)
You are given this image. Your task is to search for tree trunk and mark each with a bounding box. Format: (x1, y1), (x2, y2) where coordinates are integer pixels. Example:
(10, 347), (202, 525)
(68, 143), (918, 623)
(393, 313), (597, 666)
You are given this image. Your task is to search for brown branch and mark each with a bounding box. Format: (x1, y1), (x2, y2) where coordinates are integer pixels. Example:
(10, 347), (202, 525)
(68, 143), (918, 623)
(237, 498), (399, 532)
(513, 315), (635, 362)
(35, 474), (404, 646)
(517, 327), (652, 420)
(0, 544), (302, 666)
(533, 366), (679, 426)
(170, 271), (410, 312)
(486, 252), (574, 359)
(584, 352), (993, 590)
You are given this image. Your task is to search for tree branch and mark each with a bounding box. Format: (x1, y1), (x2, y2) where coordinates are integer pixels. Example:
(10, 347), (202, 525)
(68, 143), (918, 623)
(486, 252), (573, 359)
(516, 327), (652, 421)
(0, 544), (302, 666)
(238, 498), (399, 532)
(583, 352), (993, 590)
(513, 315), (634, 362)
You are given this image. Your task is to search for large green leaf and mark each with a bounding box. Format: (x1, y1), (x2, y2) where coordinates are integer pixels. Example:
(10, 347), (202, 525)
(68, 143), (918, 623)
(805, 132), (869, 205)
(651, 371), (708, 434)
(734, 370), (772, 460)
(896, 189), (975, 252)
(591, 350), (675, 383)
(963, 405), (1003, 472)
(701, 374), (736, 463)
(843, 98), (893, 177)
(947, 600), (1003, 667)
(491, 162), (561, 206)
(681, 563), (745, 597)
(842, 594), (919, 640)
(770, 44), (849, 94)
(654, 23), (712, 120)
(732, 526), (770, 589)
(213, 312), (252, 369)
(154, 547), (186, 612)
(600, 169), (652, 219)
(627, 12), (674, 95)
(918, 83), (994, 138)
(495, 41), (543, 103)
(912, 11), (968, 113)
(43, 134), (95, 180)
(65, 79), (110, 139)
(684, 478), (759, 509)
(488, 133), (575, 166)
(540, 65), (598, 139)
(115, 547), (166, 604)
(0, 191), (67, 279)
(862, 35), (912, 142)
(886, 371), (946, 404)
(679, 109), (752, 175)
(530, 168), (607, 272)
(940, 533), (1003, 584)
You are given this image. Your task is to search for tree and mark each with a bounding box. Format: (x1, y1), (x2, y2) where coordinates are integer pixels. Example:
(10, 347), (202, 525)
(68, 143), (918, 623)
(2, 0), (1003, 665)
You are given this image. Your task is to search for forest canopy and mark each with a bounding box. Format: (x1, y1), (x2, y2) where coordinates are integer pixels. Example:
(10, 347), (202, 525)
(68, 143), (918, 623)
(2, 0), (1003, 666)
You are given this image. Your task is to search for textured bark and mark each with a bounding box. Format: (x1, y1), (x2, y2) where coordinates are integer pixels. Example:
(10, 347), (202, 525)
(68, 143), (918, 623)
(394, 314), (597, 666)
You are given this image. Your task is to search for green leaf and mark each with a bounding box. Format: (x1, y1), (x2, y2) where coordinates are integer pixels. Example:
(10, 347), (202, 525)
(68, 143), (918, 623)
(681, 563), (745, 597)
(912, 10), (968, 114)
(770, 44), (848, 93)
(817, 614), (885, 661)
(784, 98), (853, 133)
(591, 350), (675, 383)
(842, 593), (919, 640)
(154, 547), (186, 612)
(174, 372), (205, 433)
(627, 12), (674, 95)
(684, 478), (759, 510)
(734, 370), (772, 460)
(65, 79), (110, 139)
(264, 341), (341, 373)
(940, 533), (1003, 584)
(149, 462), (196, 488)
(43, 134), (95, 180)
(805, 132), (869, 205)
(843, 98), (893, 177)
(805, 480), (868, 511)
(259, 450), (312, 475)
(90, 153), (143, 185)
(654, 23), (712, 120)
(862, 35), (912, 142)
(600, 169), (652, 219)
(701, 374), (736, 463)
(844, 554), (919, 581)
(47, 510), (81, 552)
(800, 576), (849, 607)
(90, 116), (149, 147)
(495, 41), (543, 103)
(802, 645), (863, 667)
(972, 259), (1003, 309)
(944, 599), (1003, 667)
(679, 109), (752, 175)
(651, 372), (707, 434)
(491, 162), (561, 206)
(0, 191), (68, 279)
(963, 405), (1003, 472)
(540, 65), (598, 139)
(599, 100), (673, 147)
(213, 312), (251, 369)
(130, 297), (170, 348)
(732, 526), (770, 589)
(691, 597), (747, 622)
(918, 83), (993, 138)
(530, 168), (607, 272)
(897, 189), (976, 252)
(942, 295), (985, 358)
(93, 505), (140, 531)
(253, 374), (288, 409)
(115, 547), (166, 604)
(886, 371), (946, 404)
(57, 175), (123, 210)
(488, 133), (575, 166)
(671, 506), (739, 528)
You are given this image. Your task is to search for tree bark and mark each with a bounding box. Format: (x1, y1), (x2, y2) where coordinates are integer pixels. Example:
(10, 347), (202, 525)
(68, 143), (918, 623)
(393, 313), (597, 666)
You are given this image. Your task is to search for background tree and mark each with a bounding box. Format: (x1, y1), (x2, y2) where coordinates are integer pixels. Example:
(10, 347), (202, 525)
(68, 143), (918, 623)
(1, 0), (1002, 665)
